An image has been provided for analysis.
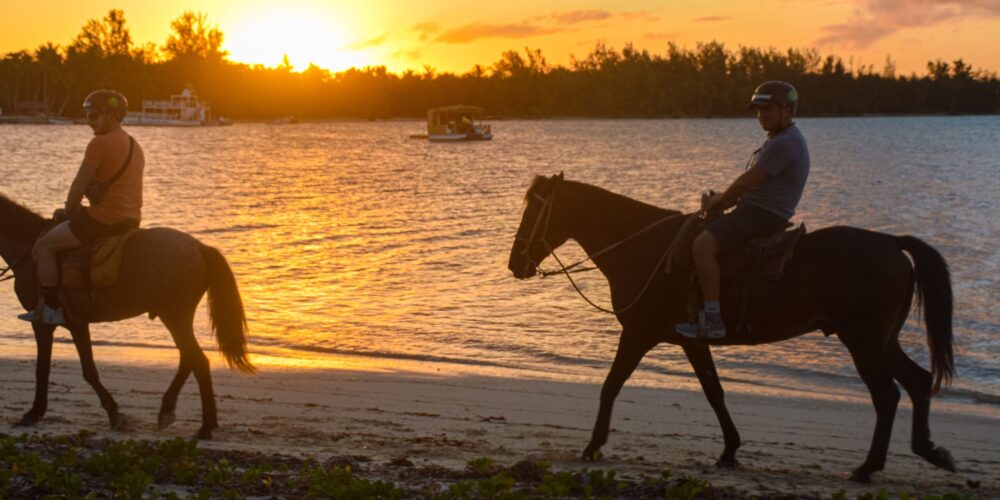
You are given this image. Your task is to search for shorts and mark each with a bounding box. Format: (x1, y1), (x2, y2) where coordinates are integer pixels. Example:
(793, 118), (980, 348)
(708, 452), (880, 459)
(704, 203), (787, 253)
(69, 208), (139, 244)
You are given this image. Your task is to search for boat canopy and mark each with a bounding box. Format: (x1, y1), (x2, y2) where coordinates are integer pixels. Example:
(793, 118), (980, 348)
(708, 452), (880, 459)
(426, 105), (485, 134)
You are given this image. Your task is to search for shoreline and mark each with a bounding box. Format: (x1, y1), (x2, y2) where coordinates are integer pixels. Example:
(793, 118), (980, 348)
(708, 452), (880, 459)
(0, 346), (996, 497)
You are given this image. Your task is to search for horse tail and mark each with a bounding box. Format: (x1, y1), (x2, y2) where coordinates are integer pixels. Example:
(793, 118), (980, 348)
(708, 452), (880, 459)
(895, 235), (953, 395)
(201, 245), (255, 374)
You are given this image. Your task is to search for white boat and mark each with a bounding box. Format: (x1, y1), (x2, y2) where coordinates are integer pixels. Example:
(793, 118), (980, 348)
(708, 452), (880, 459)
(124, 89), (214, 127)
(417, 105), (492, 142)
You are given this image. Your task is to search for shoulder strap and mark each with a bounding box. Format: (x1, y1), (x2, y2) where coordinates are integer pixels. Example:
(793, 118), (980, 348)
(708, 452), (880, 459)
(103, 136), (135, 187)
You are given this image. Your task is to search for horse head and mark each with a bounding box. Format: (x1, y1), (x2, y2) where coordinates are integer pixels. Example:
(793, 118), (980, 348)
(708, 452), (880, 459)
(508, 173), (570, 279)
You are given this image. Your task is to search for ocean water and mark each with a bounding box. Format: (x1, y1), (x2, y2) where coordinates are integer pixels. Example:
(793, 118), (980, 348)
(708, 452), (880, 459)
(1, 117), (997, 409)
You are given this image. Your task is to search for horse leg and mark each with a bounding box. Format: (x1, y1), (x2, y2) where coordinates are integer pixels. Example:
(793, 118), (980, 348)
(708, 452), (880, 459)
(19, 322), (56, 426)
(67, 322), (125, 430)
(889, 341), (956, 472)
(683, 344), (741, 467)
(157, 358), (191, 430)
(161, 310), (218, 439)
(582, 331), (655, 461)
(841, 334), (901, 483)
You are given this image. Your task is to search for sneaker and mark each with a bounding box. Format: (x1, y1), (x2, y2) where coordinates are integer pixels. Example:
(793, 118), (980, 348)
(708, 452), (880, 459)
(17, 303), (66, 325)
(675, 311), (726, 340)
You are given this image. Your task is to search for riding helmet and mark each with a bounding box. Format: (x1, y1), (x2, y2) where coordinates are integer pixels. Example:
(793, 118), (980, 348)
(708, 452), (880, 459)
(748, 81), (798, 114)
(83, 89), (129, 121)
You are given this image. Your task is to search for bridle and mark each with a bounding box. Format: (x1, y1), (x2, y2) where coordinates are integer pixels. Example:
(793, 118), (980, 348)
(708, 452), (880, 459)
(513, 180), (560, 280)
(514, 178), (688, 315)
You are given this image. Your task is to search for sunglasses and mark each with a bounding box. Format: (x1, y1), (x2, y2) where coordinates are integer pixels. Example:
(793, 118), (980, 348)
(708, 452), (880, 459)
(86, 110), (103, 122)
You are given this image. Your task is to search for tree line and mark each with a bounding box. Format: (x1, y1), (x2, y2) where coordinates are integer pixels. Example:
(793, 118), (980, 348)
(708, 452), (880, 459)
(2, 9), (998, 120)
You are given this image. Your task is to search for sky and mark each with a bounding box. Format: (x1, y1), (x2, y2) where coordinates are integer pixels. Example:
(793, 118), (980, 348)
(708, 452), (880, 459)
(3, 0), (1000, 76)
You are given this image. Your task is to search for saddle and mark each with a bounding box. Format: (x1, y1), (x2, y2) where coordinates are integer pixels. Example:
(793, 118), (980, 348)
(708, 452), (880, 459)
(666, 205), (806, 338)
(59, 229), (139, 289)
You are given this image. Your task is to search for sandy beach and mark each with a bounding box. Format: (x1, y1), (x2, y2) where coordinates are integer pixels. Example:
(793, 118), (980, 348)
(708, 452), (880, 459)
(0, 343), (997, 498)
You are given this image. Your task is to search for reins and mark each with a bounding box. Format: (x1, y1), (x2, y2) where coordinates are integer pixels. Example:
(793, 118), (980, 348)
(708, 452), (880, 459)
(517, 179), (691, 315)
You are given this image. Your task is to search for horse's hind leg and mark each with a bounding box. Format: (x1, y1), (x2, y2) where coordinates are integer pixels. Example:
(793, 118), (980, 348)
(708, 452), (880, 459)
(19, 322), (56, 426)
(889, 341), (956, 472)
(161, 309), (218, 439)
(683, 345), (741, 467)
(67, 322), (125, 430)
(841, 333), (901, 483)
(157, 358), (191, 430)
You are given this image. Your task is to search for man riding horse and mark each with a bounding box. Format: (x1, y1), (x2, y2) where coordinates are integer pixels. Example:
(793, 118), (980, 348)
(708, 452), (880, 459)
(19, 89), (144, 325)
(676, 81), (810, 340)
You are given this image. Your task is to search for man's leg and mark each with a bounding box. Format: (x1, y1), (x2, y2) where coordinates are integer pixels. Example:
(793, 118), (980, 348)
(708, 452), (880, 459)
(21, 221), (81, 324)
(676, 230), (726, 339)
(33, 221), (82, 288)
(693, 231), (721, 302)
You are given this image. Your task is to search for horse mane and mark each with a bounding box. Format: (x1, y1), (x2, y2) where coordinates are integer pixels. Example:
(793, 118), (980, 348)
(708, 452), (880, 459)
(525, 175), (678, 217)
(0, 193), (48, 242)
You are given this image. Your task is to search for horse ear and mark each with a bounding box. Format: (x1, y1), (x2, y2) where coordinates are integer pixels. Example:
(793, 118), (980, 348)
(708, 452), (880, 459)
(556, 172), (564, 180)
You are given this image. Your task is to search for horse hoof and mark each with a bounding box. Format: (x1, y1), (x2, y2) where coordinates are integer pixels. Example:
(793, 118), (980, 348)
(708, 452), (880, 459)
(157, 412), (176, 430)
(17, 412), (41, 427)
(109, 413), (128, 431)
(581, 448), (602, 462)
(196, 427), (214, 440)
(928, 446), (957, 472)
(715, 457), (739, 469)
(848, 468), (871, 484)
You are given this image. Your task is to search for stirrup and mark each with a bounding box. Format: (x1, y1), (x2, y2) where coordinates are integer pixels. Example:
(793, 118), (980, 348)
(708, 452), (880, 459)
(17, 304), (66, 325)
(675, 311), (726, 340)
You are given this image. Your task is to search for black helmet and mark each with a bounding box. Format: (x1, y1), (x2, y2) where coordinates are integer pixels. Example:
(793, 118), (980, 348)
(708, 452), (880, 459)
(748, 81), (798, 113)
(83, 89), (128, 120)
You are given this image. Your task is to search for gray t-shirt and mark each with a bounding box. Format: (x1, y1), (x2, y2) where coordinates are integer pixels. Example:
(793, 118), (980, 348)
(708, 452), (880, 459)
(739, 123), (810, 219)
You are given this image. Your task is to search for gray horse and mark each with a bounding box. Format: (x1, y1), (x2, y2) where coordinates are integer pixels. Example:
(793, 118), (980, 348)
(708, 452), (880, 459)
(1, 194), (253, 439)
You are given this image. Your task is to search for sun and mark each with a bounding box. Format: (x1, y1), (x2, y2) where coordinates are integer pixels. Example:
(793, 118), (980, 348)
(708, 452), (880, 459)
(223, 7), (366, 72)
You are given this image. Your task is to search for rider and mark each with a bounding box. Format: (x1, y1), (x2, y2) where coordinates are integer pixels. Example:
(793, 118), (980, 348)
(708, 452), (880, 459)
(675, 81), (810, 340)
(19, 89), (145, 325)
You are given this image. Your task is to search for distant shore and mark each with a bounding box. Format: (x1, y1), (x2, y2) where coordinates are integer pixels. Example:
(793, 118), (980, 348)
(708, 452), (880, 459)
(0, 344), (995, 497)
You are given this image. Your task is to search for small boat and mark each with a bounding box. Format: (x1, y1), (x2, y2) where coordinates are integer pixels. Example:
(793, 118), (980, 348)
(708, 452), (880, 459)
(416, 105), (492, 142)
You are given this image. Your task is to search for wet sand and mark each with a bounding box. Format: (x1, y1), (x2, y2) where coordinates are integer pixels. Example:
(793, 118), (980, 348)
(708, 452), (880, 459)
(0, 345), (996, 498)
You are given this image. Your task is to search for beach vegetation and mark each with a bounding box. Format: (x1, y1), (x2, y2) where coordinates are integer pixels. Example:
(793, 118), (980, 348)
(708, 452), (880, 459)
(0, 432), (984, 498)
(2, 9), (999, 121)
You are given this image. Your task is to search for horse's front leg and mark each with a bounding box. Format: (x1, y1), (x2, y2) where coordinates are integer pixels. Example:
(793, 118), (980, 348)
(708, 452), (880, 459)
(582, 330), (655, 461)
(19, 322), (56, 426)
(683, 344), (741, 467)
(67, 322), (125, 430)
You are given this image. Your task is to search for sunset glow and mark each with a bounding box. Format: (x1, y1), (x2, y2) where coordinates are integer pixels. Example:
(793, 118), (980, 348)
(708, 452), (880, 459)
(2, 1), (1000, 76)
(223, 6), (366, 72)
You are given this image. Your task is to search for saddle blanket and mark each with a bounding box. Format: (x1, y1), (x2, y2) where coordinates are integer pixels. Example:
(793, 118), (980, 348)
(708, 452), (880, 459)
(60, 229), (139, 288)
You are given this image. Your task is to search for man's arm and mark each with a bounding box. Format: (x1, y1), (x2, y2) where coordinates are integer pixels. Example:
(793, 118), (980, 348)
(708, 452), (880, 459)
(710, 165), (770, 209)
(65, 162), (97, 211)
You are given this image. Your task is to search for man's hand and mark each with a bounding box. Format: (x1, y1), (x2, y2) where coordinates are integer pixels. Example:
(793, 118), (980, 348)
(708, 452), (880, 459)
(701, 191), (725, 211)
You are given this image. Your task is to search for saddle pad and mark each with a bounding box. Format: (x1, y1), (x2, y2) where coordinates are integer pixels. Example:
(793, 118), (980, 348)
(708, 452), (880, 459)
(60, 229), (140, 288)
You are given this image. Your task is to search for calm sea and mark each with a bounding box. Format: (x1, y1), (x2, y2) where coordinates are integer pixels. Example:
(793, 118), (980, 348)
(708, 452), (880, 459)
(1, 118), (998, 410)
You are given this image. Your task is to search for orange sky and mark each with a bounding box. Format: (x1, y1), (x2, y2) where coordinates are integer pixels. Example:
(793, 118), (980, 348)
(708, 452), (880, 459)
(3, 0), (999, 76)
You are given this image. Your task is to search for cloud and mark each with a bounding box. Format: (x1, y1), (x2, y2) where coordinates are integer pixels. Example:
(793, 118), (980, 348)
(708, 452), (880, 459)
(343, 34), (387, 50)
(435, 23), (564, 44)
(411, 22), (439, 42)
(693, 16), (730, 22)
(550, 9), (612, 25)
(816, 0), (1000, 47)
(642, 32), (681, 41)
(621, 10), (662, 23)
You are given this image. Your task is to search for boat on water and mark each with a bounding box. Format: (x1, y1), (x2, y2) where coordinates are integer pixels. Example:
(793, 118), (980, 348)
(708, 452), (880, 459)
(123, 89), (226, 127)
(412, 105), (492, 141)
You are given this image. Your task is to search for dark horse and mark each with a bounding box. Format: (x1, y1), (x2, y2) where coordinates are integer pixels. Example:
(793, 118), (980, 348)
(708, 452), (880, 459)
(508, 174), (956, 482)
(0, 194), (254, 439)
